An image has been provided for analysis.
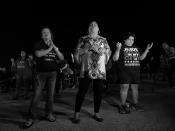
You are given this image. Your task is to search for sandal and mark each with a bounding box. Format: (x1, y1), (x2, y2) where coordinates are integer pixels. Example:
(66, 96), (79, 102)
(71, 117), (80, 124)
(46, 114), (56, 122)
(71, 112), (80, 124)
(119, 105), (130, 114)
(93, 115), (103, 122)
(23, 119), (34, 128)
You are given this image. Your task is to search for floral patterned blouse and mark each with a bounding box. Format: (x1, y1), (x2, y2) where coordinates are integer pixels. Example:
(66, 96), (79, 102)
(75, 35), (111, 80)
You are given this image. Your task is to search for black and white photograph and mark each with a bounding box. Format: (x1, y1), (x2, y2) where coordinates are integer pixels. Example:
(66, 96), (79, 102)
(0, 3), (175, 130)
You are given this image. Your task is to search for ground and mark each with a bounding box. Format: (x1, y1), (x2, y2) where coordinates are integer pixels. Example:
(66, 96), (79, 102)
(0, 79), (175, 131)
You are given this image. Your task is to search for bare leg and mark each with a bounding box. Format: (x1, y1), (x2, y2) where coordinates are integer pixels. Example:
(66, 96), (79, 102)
(120, 84), (130, 105)
(131, 84), (139, 104)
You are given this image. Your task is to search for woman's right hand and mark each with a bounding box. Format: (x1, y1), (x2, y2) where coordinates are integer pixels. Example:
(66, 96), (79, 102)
(83, 43), (91, 53)
(116, 42), (122, 50)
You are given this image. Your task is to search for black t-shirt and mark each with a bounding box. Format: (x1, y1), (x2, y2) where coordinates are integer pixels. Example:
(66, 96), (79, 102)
(15, 58), (31, 75)
(34, 40), (58, 72)
(117, 44), (141, 72)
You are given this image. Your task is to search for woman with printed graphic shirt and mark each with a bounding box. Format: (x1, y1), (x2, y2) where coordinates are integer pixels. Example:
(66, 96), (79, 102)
(23, 27), (64, 128)
(72, 21), (111, 123)
(113, 32), (153, 114)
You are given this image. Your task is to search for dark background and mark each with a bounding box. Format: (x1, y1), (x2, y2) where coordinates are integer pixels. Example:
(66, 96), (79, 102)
(1, 2), (175, 67)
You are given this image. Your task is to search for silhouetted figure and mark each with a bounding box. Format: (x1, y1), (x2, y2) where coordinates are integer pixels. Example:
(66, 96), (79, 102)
(161, 42), (175, 88)
(12, 51), (32, 100)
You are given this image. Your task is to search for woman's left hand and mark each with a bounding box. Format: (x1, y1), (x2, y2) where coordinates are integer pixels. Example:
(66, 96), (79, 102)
(146, 42), (153, 51)
(99, 47), (106, 54)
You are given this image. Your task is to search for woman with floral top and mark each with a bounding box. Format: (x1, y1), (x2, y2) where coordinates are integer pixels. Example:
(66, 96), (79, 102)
(72, 21), (111, 123)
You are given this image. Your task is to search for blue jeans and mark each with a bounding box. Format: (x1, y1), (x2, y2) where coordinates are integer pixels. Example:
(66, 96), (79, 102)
(14, 71), (32, 98)
(28, 71), (57, 118)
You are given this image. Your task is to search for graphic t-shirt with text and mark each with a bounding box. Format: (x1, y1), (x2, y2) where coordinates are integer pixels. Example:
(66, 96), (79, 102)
(118, 44), (141, 71)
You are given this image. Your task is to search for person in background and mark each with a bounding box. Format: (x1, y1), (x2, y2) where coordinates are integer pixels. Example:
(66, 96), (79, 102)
(161, 42), (175, 88)
(27, 54), (37, 91)
(0, 66), (7, 92)
(12, 51), (32, 100)
(9, 58), (16, 93)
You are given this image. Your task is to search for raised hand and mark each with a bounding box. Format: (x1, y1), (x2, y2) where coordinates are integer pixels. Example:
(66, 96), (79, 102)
(49, 40), (54, 47)
(10, 58), (15, 63)
(116, 42), (122, 50)
(83, 43), (91, 53)
(49, 40), (59, 51)
(146, 42), (153, 50)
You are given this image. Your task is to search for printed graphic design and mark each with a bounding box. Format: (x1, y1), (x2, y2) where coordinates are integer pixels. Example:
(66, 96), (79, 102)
(124, 47), (140, 66)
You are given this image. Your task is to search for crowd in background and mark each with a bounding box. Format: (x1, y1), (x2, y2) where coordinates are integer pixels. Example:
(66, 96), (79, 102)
(141, 42), (175, 88)
(0, 42), (175, 98)
(0, 22), (175, 128)
(0, 50), (75, 98)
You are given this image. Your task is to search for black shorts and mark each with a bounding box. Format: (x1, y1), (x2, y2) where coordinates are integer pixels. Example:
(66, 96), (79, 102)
(118, 69), (140, 84)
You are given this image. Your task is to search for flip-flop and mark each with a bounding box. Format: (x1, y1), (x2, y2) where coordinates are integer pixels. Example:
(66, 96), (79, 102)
(93, 115), (103, 122)
(71, 117), (80, 124)
(46, 115), (56, 122)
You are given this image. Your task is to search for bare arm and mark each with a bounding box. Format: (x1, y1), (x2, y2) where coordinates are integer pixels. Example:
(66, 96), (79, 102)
(140, 43), (153, 60)
(46, 40), (64, 60)
(50, 41), (64, 60)
(35, 40), (64, 60)
(103, 40), (111, 64)
(74, 40), (87, 64)
(53, 47), (64, 60)
(113, 42), (122, 61)
(113, 49), (120, 61)
(35, 46), (53, 58)
(140, 49), (149, 60)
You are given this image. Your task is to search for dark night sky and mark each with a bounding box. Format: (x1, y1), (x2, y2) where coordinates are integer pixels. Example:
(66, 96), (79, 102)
(1, 2), (175, 66)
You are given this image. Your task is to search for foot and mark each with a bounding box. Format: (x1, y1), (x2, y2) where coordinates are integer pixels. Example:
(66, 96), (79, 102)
(119, 104), (131, 114)
(46, 114), (56, 122)
(23, 119), (34, 128)
(131, 104), (144, 112)
(93, 113), (103, 122)
(72, 112), (80, 124)
(72, 117), (80, 124)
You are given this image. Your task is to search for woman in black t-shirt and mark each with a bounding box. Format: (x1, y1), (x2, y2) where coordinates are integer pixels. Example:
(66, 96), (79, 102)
(113, 32), (153, 114)
(23, 27), (64, 128)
